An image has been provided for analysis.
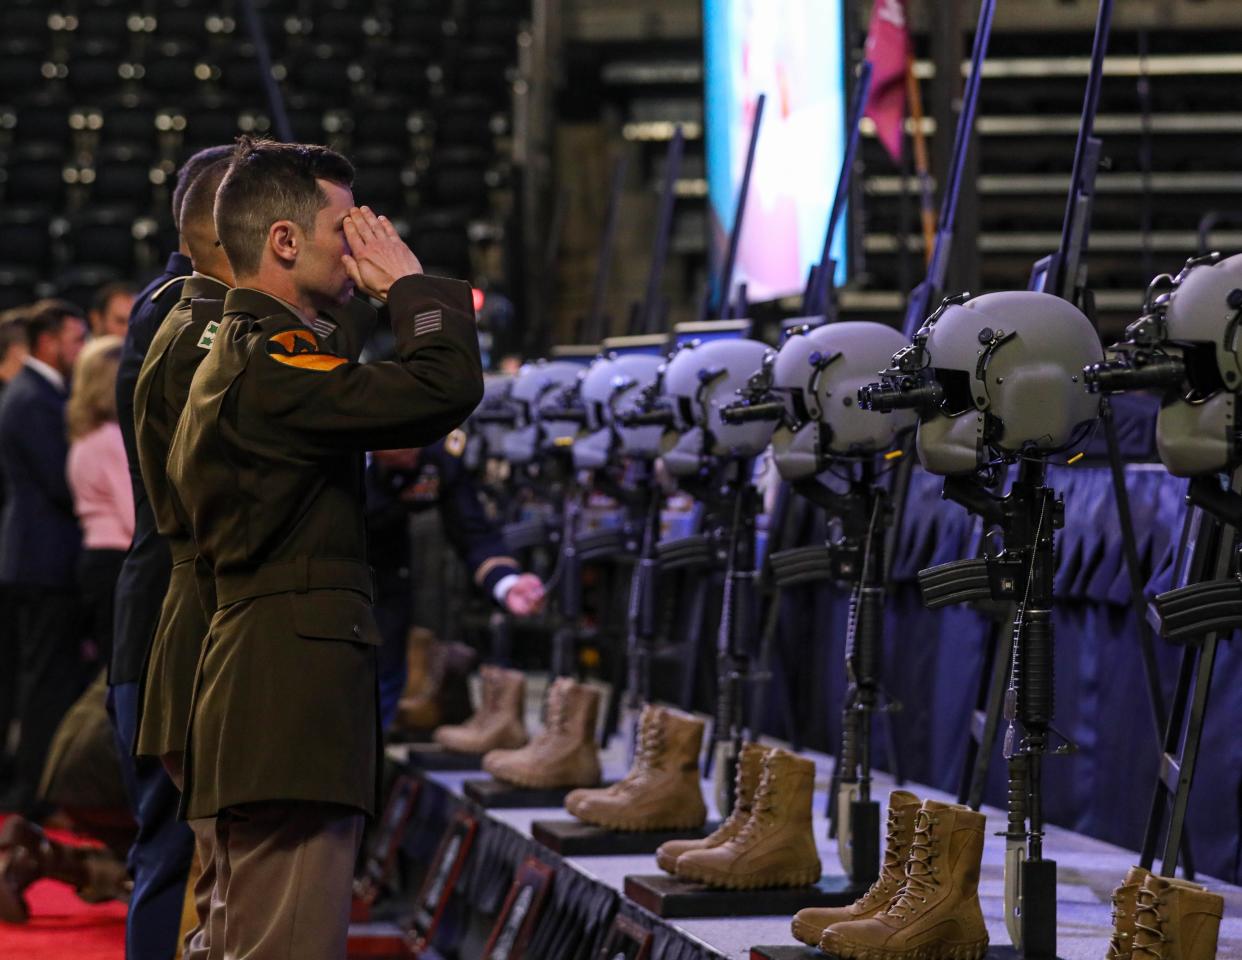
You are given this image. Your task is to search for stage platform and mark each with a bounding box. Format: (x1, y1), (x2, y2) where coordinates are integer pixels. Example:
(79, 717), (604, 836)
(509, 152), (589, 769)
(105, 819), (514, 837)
(374, 729), (1242, 960)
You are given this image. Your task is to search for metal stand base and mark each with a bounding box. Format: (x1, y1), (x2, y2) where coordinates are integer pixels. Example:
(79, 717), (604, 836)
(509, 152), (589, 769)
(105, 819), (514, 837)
(462, 778), (604, 809)
(847, 799), (881, 887)
(530, 819), (717, 856)
(623, 873), (866, 919)
(1020, 858), (1058, 960)
(389, 743), (483, 772)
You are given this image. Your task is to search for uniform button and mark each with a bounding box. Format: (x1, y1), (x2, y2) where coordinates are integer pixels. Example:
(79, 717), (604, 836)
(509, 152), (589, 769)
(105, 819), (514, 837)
(352, 624), (361, 637)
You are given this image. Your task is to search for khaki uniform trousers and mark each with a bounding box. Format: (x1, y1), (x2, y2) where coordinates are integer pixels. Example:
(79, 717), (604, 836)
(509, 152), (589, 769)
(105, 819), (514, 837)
(208, 800), (365, 960)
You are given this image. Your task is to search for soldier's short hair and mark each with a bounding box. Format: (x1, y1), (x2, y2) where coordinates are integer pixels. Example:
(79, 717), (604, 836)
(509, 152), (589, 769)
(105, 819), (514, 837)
(213, 137), (355, 278)
(180, 157), (233, 262)
(172, 145), (235, 229)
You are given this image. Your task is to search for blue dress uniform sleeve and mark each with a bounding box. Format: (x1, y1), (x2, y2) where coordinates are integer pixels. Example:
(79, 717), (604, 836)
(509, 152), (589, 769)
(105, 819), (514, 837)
(251, 275), (484, 456)
(433, 436), (520, 598)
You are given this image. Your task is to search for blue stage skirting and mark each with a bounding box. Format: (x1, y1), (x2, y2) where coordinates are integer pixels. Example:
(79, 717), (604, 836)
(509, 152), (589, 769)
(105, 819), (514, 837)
(759, 456), (1242, 885)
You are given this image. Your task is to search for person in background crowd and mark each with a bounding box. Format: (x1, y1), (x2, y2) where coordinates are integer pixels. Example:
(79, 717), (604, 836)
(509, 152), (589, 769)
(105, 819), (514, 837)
(88, 282), (138, 339)
(368, 436), (545, 731)
(0, 312), (31, 797)
(0, 313), (30, 385)
(109, 144), (234, 960)
(0, 299), (88, 815)
(66, 335), (133, 672)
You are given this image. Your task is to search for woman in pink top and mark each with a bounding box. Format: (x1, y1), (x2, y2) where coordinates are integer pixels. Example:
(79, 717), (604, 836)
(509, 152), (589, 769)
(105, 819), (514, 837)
(66, 335), (132, 667)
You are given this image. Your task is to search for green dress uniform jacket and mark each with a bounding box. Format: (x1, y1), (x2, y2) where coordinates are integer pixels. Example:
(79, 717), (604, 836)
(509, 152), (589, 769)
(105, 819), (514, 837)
(167, 275), (483, 819)
(131, 278), (378, 762)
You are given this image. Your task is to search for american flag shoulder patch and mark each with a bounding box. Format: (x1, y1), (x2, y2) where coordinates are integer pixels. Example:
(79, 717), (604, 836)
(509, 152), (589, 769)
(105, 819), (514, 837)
(308, 315), (339, 339)
(413, 308), (443, 336)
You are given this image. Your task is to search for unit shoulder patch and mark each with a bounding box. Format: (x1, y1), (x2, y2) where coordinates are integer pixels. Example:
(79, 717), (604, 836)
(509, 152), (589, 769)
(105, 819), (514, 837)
(265, 327), (347, 372)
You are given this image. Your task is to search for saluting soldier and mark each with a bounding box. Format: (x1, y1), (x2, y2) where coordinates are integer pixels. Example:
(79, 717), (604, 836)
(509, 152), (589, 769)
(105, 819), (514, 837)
(130, 154), (233, 960)
(367, 434), (545, 727)
(132, 152), (384, 958)
(166, 138), (483, 958)
(109, 144), (236, 960)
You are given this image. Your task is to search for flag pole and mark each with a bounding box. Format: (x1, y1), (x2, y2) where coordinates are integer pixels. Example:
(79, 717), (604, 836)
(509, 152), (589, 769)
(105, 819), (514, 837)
(904, 54), (935, 269)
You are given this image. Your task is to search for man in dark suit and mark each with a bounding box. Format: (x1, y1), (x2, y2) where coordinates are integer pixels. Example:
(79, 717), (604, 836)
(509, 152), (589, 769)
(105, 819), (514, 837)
(168, 138), (482, 958)
(109, 144), (233, 960)
(0, 313), (30, 796)
(0, 300), (88, 815)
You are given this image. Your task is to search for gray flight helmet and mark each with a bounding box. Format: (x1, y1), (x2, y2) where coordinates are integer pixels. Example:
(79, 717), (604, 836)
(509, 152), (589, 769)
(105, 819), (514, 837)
(1152, 252), (1242, 476)
(500, 359), (583, 465)
(770, 320), (917, 481)
(659, 337), (773, 476)
(572, 353), (620, 471)
(575, 351), (667, 470)
(612, 355), (669, 461)
(905, 291), (1103, 475)
(471, 372), (514, 457)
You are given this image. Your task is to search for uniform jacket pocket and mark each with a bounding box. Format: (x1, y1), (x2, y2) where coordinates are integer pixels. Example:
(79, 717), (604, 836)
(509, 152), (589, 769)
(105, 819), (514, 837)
(289, 591), (382, 646)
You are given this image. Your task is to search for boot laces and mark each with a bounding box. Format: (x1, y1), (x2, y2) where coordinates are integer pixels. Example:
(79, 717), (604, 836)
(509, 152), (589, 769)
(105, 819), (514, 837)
(625, 716), (666, 779)
(885, 809), (939, 921)
(545, 683), (569, 732)
(1106, 891), (1131, 959)
(1132, 886), (1169, 959)
(733, 765), (776, 845)
(858, 814), (906, 905)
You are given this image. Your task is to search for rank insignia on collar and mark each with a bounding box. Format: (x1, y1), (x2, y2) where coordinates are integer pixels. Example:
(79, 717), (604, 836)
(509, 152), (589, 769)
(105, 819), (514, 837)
(197, 320), (220, 350)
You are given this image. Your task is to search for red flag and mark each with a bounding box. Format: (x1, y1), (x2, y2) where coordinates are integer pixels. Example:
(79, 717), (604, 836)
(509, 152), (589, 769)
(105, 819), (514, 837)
(863, 0), (912, 164)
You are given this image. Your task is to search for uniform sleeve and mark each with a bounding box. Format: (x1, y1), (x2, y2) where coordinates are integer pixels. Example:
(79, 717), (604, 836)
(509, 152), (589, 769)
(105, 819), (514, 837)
(26, 398), (75, 514)
(436, 445), (520, 599)
(252, 275), (484, 456)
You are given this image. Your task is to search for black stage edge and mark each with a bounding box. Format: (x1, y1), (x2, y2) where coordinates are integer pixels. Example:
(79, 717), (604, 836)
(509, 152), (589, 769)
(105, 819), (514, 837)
(749, 948), (818, 960)
(397, 742), (483, 771)
(530, 819), (719, 856)
(749, 945), (1061, 960)
(463, 778), (606, 809)
(624, 873), (867, 919)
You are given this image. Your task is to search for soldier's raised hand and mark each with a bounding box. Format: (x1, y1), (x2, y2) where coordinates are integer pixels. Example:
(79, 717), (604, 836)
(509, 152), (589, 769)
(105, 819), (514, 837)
(342, 206), (422, 302)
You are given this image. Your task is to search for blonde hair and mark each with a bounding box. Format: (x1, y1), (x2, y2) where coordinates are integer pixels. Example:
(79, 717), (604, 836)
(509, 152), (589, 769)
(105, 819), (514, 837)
(67, 335), (123, 441)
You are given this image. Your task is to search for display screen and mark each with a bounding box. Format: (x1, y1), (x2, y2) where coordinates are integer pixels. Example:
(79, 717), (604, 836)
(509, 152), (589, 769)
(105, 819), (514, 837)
(703, 0), (849, 304)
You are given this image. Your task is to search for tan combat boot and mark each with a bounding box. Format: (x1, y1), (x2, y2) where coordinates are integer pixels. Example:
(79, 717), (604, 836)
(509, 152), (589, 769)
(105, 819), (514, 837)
(655, 741), (767, 875)
(434, 666), (528, 754)
(791, 789), (920, 946)
(564, 704), (707, 831)
(819, 799), (988, 960)
(482, 677), (601, 789)
(1130, 872), (1224, 960)
(0, 816), (131, 923)
(1108, 867), (1211, 960)
(674, 748), (821, 889)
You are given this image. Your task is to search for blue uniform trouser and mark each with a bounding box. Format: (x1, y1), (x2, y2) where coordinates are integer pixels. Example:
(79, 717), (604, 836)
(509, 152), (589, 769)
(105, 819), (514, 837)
(374, 577), (411, 732)
(108, 681), (195, 960)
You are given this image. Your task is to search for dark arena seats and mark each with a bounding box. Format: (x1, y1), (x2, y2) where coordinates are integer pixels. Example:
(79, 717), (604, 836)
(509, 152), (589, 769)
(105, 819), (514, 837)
(0, 0), (529, 308)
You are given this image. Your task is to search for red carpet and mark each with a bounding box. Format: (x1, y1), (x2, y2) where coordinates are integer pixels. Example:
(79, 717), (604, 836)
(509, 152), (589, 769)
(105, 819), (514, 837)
(0, 816), (126, 960)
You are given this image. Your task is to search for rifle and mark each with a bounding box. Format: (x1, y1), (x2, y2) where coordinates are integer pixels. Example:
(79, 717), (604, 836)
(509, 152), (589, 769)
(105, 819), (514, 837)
(902, 0), (995, 338)
(805, 59), (873, 320)
(702, 93), (766, 321)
